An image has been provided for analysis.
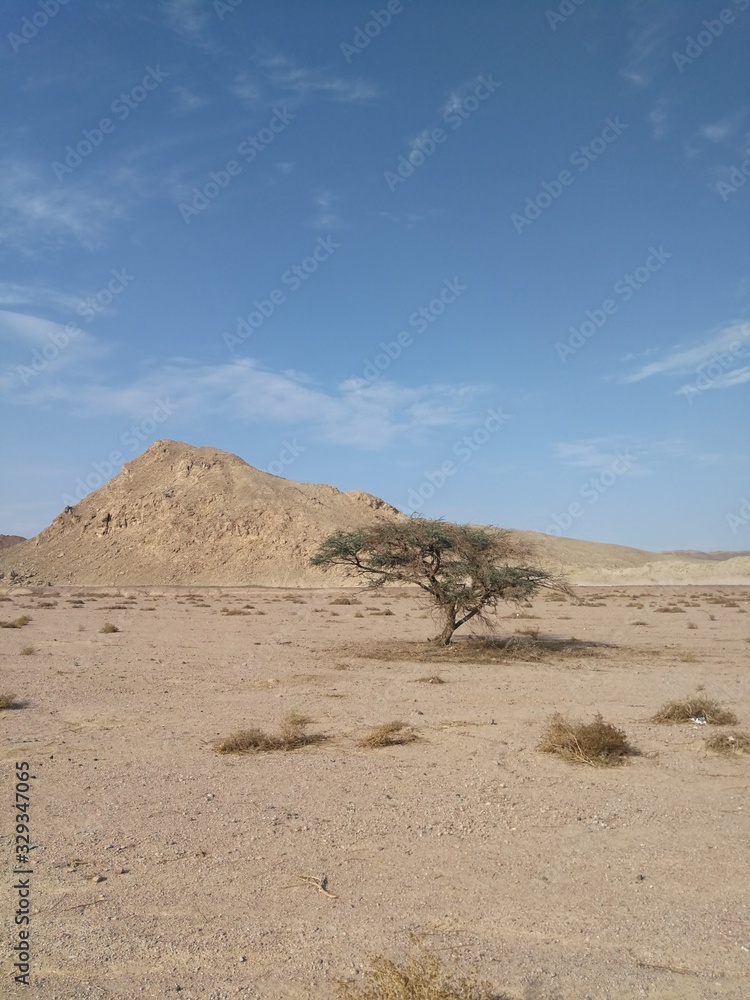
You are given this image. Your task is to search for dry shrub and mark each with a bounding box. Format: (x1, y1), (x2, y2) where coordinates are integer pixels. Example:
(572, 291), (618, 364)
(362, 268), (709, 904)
(655, 606), (685, 613)
(222, 608), (252, 616)
(545, 593), (568, 602)
(213, 713), (326, 754)
(652, 696), (737, 725)
(0, 693), (19, 710)
(1, 615), (32, 629)
(336, 946), (503, 1000)
(100, 623), (120, 634)
(359, 721), (419, 748)
(371, 609), (395, 616)
(705, 731), (750, 755)
(627, 602), (644, 609)
(37, 601), (57, 608)
(20, 645), (35, 656)
(687, 622), (698, 629)
(354, 611), (365, 618)
(330, 596), (362, 605)
(539, 713), (636, 767)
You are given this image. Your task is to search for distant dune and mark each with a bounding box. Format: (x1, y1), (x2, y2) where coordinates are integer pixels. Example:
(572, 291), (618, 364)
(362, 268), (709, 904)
(1, 440), (747, 587)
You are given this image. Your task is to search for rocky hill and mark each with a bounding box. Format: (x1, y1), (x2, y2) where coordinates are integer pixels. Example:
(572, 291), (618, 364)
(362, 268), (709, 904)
(0, 441), (402, 587)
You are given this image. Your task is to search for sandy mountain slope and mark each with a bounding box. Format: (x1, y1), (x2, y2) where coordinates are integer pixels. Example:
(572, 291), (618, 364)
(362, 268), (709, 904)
(0, 440), (402, 587)
(0, 534), (25, 549)
(1, 440), (748, 587)
(513, 531), (750, 585)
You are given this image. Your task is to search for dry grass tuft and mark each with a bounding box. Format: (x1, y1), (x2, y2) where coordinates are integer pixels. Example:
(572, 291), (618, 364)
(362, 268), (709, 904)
(704, 731), (750, 755)
(654, 606), (685, 613)
(20, 645), (35, 656)
(213, 713), (326, 754)
(0, 693), (19, 710)
(100, 623), (120, 634)
(330, 596), (362, 605)
(652, 696), (737, 726)
(358, 721), (419, 748)
(539, 713), (637, 767)
(416, 674), (446, 684)
(336, 946), (504, 1000)
(0, 615), (32, 629)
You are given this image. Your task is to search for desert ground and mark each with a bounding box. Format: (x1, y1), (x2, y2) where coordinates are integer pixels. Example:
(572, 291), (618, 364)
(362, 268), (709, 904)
(1, 583), (749, 999)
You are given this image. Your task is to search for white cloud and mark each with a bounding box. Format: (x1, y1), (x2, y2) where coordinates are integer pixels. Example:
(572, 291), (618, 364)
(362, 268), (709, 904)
(553, 438), (642, 474)
(621, 321), (750, 383)
(173, 86), (210, 112)
(161, 0), (209, 40)
(619, 1), (677, 88)
(2, 352), (489, 450)
(310, 190), (343, 230)
(0, 310), (108, 395)
(648, 98), (671, 140)
(256, 52), (379, 105)
(0, 161), (127, 255)
(0, 283), (82, 313)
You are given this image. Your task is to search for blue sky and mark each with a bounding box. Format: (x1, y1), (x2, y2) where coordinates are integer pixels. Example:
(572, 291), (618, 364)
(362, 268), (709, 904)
(1, 0), (749, 551)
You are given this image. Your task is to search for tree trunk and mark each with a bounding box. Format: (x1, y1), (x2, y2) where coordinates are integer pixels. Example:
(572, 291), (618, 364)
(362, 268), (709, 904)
(435, 609), (458, 646)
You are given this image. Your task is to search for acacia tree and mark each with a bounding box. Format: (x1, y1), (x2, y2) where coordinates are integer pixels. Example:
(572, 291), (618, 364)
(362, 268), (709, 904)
(311, 518), (563, 645)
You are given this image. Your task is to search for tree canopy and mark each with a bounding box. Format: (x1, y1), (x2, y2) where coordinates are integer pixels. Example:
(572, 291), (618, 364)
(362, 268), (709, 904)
(311, 518), (563, 644)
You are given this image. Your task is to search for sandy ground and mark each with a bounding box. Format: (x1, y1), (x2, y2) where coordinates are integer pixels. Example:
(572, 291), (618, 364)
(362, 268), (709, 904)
(1, 585), (749, 1000)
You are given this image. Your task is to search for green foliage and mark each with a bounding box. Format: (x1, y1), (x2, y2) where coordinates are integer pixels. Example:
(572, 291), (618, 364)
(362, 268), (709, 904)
(312, 518), (563, 644)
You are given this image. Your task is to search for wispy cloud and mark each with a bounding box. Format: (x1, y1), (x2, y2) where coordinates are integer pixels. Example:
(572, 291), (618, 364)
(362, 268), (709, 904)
(0, 310), (108, 394)
(0, 161), (127, 256)
(255, 52), (379, 105)
(648, 97), (671, 140)
(698, 110), (748, 145)
(0, 284), (82, 313)
(160, 0), (210, 40)
(619, 1), (678, 88)
(2, 350), (488, 450)
(310, 190), (343, 230)
(172, 86), (210, 112)
(620, 321), (750, 383)
(553, 438), (644, 474)
(229, 73), (261, 105)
